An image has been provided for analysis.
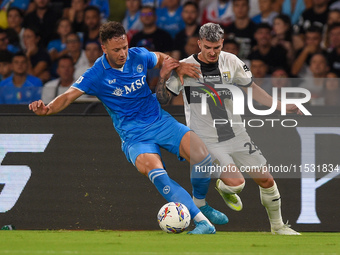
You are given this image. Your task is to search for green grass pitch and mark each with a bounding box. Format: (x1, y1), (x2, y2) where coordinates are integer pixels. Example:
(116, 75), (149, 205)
(0, 231), (339, 255)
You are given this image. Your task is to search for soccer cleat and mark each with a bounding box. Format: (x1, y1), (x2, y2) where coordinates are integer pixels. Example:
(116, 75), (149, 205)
(199, 203), (229, 225)
(215, 179), (243, 211)
(271, 222), (301, 235)
(187, 220), (216, 234)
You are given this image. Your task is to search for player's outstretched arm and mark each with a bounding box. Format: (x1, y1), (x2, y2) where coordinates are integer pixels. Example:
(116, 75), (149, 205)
(246, 82), (303, 115)
(29, 87), (84, 116)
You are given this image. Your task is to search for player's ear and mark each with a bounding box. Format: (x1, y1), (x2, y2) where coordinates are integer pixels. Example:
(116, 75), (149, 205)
(198, 39), (201, 49)
(101, 44), (106, 54)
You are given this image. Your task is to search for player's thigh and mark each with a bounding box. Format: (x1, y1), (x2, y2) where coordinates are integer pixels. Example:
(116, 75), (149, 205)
(207, 142), (244, 183)
(127, 142), (163, 175)
(179, 131), (209, 165)
(231, 133), (267, 178)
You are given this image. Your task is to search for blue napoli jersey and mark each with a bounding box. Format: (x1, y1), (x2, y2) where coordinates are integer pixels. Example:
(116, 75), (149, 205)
(0, 75), (43, 104)
(72, 47), (160, 142)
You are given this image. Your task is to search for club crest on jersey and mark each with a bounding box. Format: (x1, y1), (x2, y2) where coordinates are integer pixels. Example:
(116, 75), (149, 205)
(112, 87), (123, 96)
(137, 64), (143, 73)
(222, 71), (231, 83)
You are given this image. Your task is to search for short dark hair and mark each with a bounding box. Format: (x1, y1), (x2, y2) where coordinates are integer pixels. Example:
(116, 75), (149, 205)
(57, 55), (74, 66)
(306, 25), (323, 35)
(12, 51), (27, 62)
(328, 22), (340, 33)
(100, 21), (126, 44)
(140, 5), (156, 13)
(183, 1), (199, 11)
(223, 39), (240, 49)
(84, 5), (100, 16)
(255, 23), (272, 32)
(7, 7), (24, 18)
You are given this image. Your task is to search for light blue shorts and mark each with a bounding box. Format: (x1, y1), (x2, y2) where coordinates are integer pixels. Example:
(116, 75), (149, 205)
(123, 109), (190, 165)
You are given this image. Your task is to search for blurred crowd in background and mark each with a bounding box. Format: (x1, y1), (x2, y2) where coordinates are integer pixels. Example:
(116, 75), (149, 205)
(0, 0), (339, 107)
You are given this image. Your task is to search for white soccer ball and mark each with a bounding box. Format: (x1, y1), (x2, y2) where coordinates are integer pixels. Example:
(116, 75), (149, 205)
(157, 202), (191, 233)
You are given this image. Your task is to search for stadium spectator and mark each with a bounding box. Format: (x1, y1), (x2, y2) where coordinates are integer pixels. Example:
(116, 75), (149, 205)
(0, 52), (43, 104)
(88, 0), (110, 22)
(122, 0), (143, 44)
(156, 0), (185, 39)
(222, 38), (240, 56)
(248, 23), (289, 74)
(82, 6), (101, 49)
(23, 27), (51, 83)
(0, 49), (13, 81)
(172, 1), (200, 60)
(324, 71), (340, 105)
(224, 0), (257, 60)
(297, 0), (329, 34)
(47, 18), (72, 63)
(162, 23), (301, 235)
(65, 32), (89, 80)
(130, 6), (173, 54)
(42, 56), (75, 104)
(0, 28), (12, 53)
(271, 14), (295, 65)
(291, 25), (325, 77)
(6, 7), (25, 52)
(23, 0), (61, 47)
(74, 41), (102, 78)
(201, 0), (234, 28)
(62, 0), (87, 33)
(29, 21), (222, 235)
(250, 57), (272, 94)
(251, 0), (278, 26)
(327, 23), (340, 76)
(322, 9), (340, 50)
(84, 41), (102, 67)
(281, 0), (309, 25)
(299, 53), (329, 105)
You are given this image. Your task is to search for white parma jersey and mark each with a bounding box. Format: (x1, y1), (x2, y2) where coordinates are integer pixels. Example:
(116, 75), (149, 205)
(166, 52), (253, 143)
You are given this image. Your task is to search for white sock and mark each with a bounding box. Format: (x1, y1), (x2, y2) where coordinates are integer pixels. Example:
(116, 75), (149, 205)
(218, 180), (245, 194)
(193, 196), (206, 208)
(259, 181), (284, 230)
(193, 212), (213, 226)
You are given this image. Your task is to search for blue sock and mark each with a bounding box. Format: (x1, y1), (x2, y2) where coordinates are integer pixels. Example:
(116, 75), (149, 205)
(148, 168), (200, 218)
(191, 154), (212, 199)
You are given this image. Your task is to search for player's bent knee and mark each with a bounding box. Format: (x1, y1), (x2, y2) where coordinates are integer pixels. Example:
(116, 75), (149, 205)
(257, 177), (274, 188)
(135, 153), (163, 176)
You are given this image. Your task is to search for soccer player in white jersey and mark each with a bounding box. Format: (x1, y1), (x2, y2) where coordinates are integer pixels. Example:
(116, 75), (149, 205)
(28, 21), (231, 234)
(156, 22), (301, 235)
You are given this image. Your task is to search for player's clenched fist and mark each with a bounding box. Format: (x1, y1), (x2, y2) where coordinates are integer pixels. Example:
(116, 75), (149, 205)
(28, 100), (49, 116)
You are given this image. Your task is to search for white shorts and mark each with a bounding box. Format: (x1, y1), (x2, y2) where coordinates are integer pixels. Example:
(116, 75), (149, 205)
(205, 132), (267, 177)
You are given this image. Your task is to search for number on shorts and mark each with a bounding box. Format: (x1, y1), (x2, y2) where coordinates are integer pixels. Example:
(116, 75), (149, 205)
(244, 141), (260, 155)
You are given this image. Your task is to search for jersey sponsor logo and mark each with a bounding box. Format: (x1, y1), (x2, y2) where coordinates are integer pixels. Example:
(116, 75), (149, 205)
(112, 88), (124, 96)
(111, 75), (147, 96)
(136, 64), (143, 73)
(76, 76), (84, 84)
(124, 75), (146, 94)
(197, 82), (223, 107)
(109, 79), (116, 84)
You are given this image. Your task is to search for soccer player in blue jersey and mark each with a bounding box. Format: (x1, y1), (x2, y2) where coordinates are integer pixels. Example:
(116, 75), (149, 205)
(28, 21), (226, 234)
